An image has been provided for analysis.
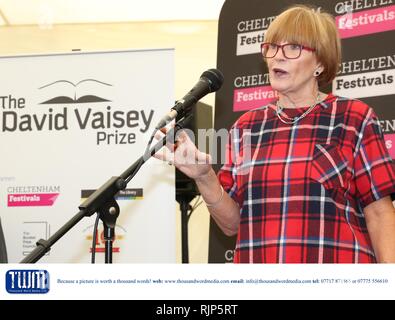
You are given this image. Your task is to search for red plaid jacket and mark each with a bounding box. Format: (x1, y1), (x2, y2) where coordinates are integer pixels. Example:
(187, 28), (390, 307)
(218, 94), (395, 263)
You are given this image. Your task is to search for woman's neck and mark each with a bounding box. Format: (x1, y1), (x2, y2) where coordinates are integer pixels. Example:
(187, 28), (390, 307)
(278, 88), (320, 108)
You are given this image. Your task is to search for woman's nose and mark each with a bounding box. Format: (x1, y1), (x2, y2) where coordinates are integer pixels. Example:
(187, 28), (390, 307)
(274, 46), (286, 60)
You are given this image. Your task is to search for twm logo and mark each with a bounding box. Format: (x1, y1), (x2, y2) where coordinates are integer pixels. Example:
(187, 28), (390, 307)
(5, 270), (50, 294)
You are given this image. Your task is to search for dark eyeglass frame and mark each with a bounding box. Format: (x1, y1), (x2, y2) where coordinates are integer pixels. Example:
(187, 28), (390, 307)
(261, 42), (316, 59)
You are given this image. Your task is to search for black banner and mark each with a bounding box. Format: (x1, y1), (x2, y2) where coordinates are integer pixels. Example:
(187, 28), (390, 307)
(210, 0), (395, 263)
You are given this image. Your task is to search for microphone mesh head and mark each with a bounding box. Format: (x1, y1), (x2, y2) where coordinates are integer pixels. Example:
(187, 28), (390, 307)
(201, 68), (224, 92)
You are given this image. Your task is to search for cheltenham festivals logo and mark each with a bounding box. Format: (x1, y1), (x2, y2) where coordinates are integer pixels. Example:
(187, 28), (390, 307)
(335, 1), (395, 38)
(5, 270), (50, 294)
(332, 1), (395, 99)
(334, 54), (395, 99)
(0, 78), (154, 146)
(7, 185), (60, 207)
(379, 119), (395, 159)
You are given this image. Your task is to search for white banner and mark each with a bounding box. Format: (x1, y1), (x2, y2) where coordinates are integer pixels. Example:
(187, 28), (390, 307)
(1, 264), (395, 300)
(0, 49), (176, 263)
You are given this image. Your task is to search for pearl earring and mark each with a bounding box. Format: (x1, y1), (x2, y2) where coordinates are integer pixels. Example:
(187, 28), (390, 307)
(314, 70), (321, 77)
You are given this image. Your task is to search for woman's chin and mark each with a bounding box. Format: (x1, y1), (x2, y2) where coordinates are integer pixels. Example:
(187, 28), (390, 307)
(270, 84), (288, 94)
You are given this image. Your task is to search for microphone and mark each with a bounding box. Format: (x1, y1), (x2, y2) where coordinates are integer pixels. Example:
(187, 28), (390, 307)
(155, 68), (224, 129)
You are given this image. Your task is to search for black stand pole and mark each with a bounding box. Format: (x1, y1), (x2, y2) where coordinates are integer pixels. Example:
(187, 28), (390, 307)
(176, 189), (198, 264)
(180, 200), (190, 263)
(98, 198), (120, 263)
(21, 115), (192, 263)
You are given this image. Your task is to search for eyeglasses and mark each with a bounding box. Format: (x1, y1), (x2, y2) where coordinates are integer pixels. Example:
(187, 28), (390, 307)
(261, 42), (315, 59)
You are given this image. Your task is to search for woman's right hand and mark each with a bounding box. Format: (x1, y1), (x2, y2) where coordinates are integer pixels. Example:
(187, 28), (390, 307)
(154, 128), (212, 180)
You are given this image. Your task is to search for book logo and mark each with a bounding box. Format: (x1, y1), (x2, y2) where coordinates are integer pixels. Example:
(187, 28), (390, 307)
(38, 79), (112, 104)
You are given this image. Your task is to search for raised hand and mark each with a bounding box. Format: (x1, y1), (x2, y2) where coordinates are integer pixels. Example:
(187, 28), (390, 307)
(154, 128), (212, 180)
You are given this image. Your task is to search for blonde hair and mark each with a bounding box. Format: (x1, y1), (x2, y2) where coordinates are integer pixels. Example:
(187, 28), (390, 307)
(264, 5), (341, 87)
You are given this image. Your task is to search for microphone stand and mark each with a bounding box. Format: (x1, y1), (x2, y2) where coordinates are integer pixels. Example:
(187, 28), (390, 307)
(20, 115), (192, 263)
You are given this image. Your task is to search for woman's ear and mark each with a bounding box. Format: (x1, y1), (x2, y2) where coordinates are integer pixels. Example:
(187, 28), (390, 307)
(314, 64), (324, 77)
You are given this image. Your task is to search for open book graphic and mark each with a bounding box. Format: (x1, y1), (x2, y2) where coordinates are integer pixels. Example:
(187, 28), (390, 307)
(39, 79), (112, 104)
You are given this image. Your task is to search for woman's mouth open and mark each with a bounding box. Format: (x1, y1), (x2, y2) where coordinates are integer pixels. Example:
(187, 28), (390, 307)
(272, 68), (289, 77)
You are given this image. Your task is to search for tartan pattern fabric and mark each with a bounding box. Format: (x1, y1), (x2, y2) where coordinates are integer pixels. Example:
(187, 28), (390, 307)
(218, 94), (395, 263)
